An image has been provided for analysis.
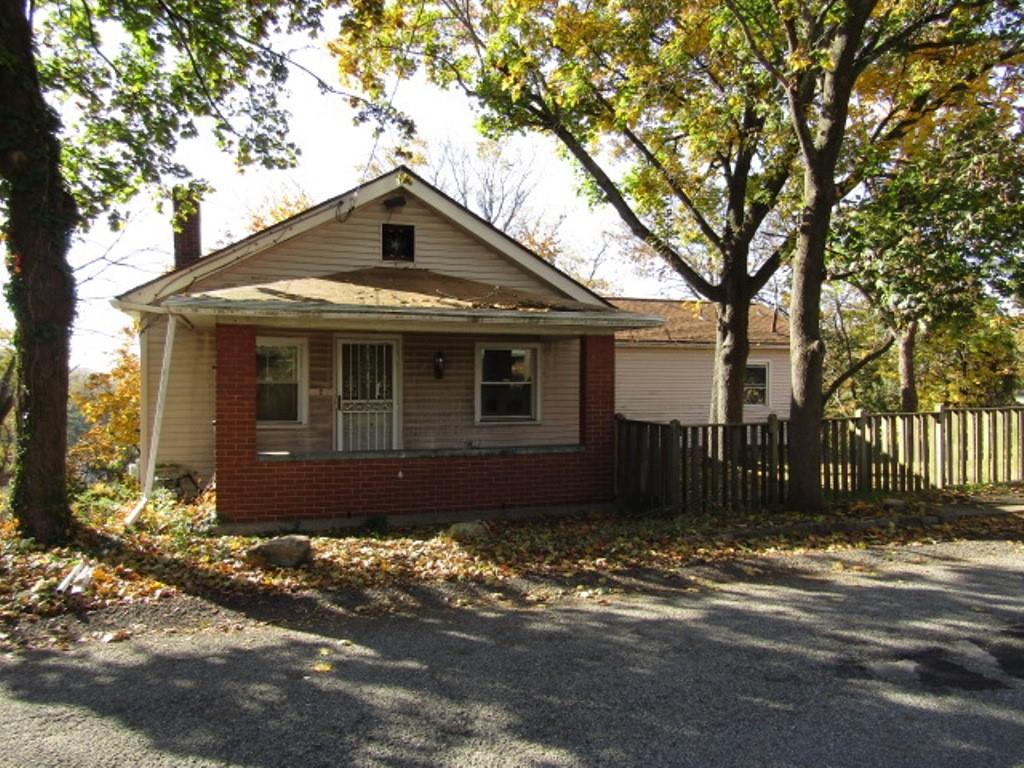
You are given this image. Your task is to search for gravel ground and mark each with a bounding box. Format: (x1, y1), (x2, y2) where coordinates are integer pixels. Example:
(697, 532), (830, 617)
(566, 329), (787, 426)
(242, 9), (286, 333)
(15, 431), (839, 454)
(1, 538), (1023, 767)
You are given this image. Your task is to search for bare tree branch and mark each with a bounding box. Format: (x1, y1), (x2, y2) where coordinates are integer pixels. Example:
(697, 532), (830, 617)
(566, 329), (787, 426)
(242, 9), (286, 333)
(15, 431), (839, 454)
(541, 117), (722, 301)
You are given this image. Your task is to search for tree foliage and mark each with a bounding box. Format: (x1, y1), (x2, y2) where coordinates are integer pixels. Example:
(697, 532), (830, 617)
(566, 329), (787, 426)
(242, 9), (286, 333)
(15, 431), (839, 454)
(827, 106), (1024, 410)
(244, 186), (314, 234)
(67, 330), (140, 482)
(0, 331), (16, 480)
(823, 291), (1022, 414)
(332, 0), (800, 423)
(916, 312), (1022, 409)
(832, 107), (1024, 332)
(33, 1), (341, 226)
(0, 1), (377, 543)
(719, 0), (1023, 507)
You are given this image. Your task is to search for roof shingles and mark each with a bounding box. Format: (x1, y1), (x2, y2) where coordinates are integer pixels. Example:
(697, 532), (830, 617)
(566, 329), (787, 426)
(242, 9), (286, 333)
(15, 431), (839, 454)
(610, 298), (789, 346)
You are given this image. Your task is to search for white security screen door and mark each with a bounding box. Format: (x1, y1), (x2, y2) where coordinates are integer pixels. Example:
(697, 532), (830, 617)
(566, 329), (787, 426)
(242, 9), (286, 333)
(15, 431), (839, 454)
(336, 340), (398, 451)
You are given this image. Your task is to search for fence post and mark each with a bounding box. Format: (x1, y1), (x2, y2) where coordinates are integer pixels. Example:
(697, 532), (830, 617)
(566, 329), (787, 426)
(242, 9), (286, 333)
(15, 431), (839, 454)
(668, 420), (682, 512)
(1018, 408), (1024, 482)
(856, 409), (869, 494)
(767, 413), (779, 505)
(934, 404), (946, 489)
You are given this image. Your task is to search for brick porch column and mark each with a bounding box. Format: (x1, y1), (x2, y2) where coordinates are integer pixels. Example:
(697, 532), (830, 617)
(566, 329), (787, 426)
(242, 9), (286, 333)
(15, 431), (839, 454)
(580, 334), (616, 500)
(215, 324), (257, 519)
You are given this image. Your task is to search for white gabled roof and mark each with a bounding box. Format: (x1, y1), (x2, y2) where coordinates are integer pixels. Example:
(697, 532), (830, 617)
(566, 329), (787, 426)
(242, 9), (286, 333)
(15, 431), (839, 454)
(117, 166), (610, 309)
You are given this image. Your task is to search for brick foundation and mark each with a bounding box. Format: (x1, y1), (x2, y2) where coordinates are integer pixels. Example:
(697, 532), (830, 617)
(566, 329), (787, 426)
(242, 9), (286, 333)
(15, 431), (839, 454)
(215, 325), (615, 522)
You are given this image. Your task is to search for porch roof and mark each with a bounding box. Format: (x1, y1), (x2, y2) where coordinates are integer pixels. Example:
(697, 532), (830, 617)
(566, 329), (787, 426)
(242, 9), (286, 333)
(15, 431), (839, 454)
(157, 267), (662, 332)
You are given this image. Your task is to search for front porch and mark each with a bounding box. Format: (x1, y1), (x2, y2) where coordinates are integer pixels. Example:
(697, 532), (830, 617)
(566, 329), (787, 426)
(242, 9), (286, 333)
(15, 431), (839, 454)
(214, 326), (616, 525)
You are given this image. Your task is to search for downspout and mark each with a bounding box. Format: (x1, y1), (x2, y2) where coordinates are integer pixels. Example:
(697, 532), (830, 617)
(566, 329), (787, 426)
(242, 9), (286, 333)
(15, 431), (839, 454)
(125, 314), (177, 525)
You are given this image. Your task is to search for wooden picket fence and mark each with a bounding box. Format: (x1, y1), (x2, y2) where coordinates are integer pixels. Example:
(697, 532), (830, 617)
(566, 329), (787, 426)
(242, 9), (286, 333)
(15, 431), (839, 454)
(616, 405), (1024, 514)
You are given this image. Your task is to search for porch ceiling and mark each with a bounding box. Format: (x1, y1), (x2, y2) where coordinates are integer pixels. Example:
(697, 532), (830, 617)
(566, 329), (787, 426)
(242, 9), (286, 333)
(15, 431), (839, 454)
(156, 267), (663, 332)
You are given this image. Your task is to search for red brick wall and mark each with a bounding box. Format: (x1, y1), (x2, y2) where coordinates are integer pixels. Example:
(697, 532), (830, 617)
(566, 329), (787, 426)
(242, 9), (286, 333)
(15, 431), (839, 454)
(215, 326), (615, 522)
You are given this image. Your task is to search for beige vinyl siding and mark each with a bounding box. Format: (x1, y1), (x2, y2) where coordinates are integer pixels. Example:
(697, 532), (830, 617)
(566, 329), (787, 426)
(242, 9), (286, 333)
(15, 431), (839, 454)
(142, 315), (216, 479)
(615, 345), (792, 424)
(145, 325), (580, 468)
(255, 331), (580, 454)
(402, 335), (579, 449)
(192, 197), (563, 298)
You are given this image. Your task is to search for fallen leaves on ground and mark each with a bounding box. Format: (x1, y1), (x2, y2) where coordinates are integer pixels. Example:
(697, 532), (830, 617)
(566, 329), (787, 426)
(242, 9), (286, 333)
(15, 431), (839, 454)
(2, 482), (1023, 625)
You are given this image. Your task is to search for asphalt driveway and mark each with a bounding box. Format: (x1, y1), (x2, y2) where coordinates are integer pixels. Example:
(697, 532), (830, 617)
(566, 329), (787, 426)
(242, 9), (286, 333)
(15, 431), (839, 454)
(2, 539), (1023, 767)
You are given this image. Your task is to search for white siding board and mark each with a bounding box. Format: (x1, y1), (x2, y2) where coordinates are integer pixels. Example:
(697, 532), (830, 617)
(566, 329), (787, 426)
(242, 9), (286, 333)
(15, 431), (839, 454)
(615, 346), (791, 424)
(143, 316), (216, 479)
(191, 197), (563, 298)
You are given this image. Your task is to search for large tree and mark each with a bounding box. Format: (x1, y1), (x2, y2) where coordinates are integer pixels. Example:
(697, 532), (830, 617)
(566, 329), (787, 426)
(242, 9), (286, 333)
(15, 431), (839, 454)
(828, 107), (1024, 411)
(0, 1), (379, 543)
(722, 0), (1023, 509)
(332, 0), (801, 425)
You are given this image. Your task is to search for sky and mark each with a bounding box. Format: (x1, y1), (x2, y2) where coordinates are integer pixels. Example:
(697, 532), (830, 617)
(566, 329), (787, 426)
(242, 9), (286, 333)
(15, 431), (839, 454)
(0, 42), (688, 372)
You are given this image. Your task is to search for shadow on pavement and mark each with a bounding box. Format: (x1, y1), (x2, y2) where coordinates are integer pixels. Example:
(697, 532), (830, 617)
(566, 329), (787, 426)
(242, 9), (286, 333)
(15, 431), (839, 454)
(2, 543), (1024, 767)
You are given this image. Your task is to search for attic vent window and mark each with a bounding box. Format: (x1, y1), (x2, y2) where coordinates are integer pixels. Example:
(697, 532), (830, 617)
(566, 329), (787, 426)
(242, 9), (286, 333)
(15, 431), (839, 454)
(381, 223), (415, 262)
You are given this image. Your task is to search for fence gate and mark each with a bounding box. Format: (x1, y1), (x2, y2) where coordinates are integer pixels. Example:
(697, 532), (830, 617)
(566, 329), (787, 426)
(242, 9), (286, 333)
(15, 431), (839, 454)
(336, 340), (398, 451)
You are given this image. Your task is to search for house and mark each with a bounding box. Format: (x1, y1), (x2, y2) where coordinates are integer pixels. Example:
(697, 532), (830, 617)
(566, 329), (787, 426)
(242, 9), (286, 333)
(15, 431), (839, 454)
(611, 298), (792, 424)
(114, 167), (660, 531)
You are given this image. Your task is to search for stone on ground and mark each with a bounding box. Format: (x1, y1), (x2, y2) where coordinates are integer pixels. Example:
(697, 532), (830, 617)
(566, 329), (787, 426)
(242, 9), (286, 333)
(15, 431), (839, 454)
(246, 535), (312, 568)
(447, 521), (488, 543)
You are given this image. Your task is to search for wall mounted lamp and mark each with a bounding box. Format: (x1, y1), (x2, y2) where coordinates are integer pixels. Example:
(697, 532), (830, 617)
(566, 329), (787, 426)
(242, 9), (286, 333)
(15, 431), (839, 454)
(433, 350), (446, 379)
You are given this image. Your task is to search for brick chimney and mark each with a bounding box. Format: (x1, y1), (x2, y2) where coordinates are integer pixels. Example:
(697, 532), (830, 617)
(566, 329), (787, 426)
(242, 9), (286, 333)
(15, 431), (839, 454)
(172, 189), (202, 270)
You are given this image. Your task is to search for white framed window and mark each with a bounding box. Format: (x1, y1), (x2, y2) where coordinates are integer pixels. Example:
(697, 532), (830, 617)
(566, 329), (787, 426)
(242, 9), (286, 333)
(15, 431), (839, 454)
(475, 344), (540, 423)
(744, 363), (769, 406)
(256, 337), (308, 426)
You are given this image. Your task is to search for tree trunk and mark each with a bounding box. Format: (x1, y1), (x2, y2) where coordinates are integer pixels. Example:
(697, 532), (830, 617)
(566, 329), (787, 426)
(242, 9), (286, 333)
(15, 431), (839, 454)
(0, 1), (78, 545)
(784, 5), (870, 513)
(787, 182), (832, 512)
(899, 321), (918, 413)
(709, 297), (751, 425)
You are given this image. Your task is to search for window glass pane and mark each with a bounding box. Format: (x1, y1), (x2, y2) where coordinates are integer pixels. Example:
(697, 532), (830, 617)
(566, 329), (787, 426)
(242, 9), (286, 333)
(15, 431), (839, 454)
(481, 348), (532, 382)
(744, 366), (767, 387)
(257, 383), (298, 421)
(744, 365), (767, 405)
(743, 388), (766, 405)
(481, 383), (533, 418)
(381, 224), (415, 261)
(256, 343), (300, 421)
(257, 346), (297, 383)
